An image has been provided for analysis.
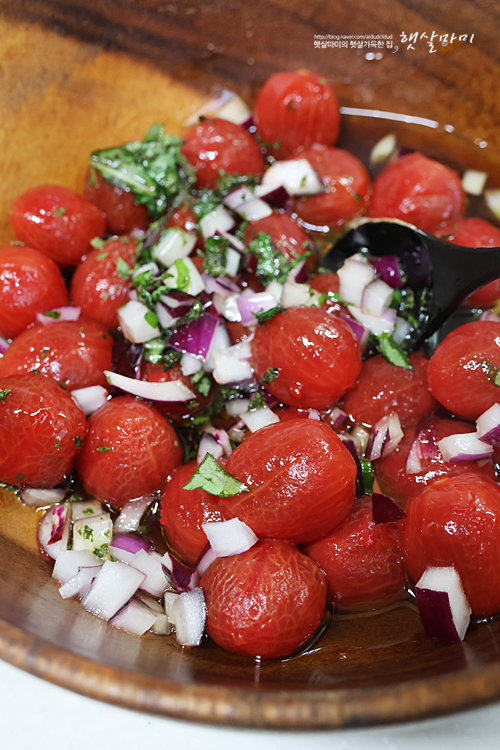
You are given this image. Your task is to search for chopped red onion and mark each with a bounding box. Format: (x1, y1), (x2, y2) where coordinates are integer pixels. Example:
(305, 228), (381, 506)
(338, 313), (370, 352)
(307, 408), (322, 421)
(480, 310), (500, 322)
(372, 492), (406, 524)
(338, 257), (376, 307)
(105, 370), (195, 402)
(286, 259), (308, 285)
(36, 306), (81, 326)
(219, 230), (246, 252)
(361, 278), (394, 318)
(347, 304), (397, 337)
(203, 323), (231, 373)
(197, 432), (224, 464)
(47, 505), (68, 546)
(202, 274), (240, 296)
(350, 423), (371, 455)
(160, 291), (195, 309)
(415, 566), (471, 642)
(71, 385), (108, 416)
(53, 549), (104, 585)
(369, 413), (403, 461)
(476, 403), (500, 446)
(212, 342), (253, 384)
(236, 291), (277, 326)
(184, 88), (242, 126)
(132, 262), (160, 279)
(368, 255), (404, 289)
(0, 334), (9, 354)
(110, 599), (159, 635)
(59, 567), (101, 600)
(161, 552), (200, 593)
(234, 197), (273, 221)
(170, 587), (207, 647)
(406, 421), (439, 474)
(130, 549), (170, 598)
(111, 340), (143, 380)
(227, 418), (247, 444)
(155, 301), (176, 329)
(437, 432), (494, 463)
(393, 316), (412, 346)
(405, 438), (423, 474)
(196, 545), (218, 577)
(202, 518), (258, 557)
(111, 532), (151, 555)
(118, 299), (160, 343)
(81, 560), (146, 621)
(339, 436), (363, 497)
(21, 487), (66, 508)
(261, 159), (323, 196)
(329, 406), (348, 427)
(168, 312), (218, 360)
(254, 183), (290, 209)
(204, 426), (232, 457)
(223, 186), (256, 210)
(114, 497), (153, 533)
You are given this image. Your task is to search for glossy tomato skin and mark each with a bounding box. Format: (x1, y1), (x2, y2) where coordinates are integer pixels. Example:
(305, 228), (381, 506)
(308, 272), (348, 316)
(83, 167), (149, 236)
(140, 361), (215, 422)
(435, 218), (500, 308)
(11, 185), (106, 267)
(243, 212), (317, 271)
(367, 153), (465, 232)
(303, 496), (408, 610)
(251, 306), (362, 410)
(253, 70), (340, 159)
(70, 237), (138, 329)
(0, 317), (113, 390)
(0, 244), (68, 339)
(402, 473), (500, 617)
(292, 146), (370, 228)
(159, 461), (222, 565)
(0, 372), (85, 488)
(427, 321), (500, 420)
(220, 420), (356, 542)
(181, 118), (265, 188)
(375, 417), (497, 505)
(341, 353), (436, 430)
(201, 538), (327, 659)
(75, 395), (183, 507)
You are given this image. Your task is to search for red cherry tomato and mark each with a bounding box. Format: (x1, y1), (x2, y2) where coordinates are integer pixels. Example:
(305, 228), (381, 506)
(0, 372), (85, 488)
(159, 461), (222, 565)
(0, 317), (113, 390)
(0, 244), (68, 339)
(292, 146), (370, 228)
(434, 218), (500, 308)
(83, 167), (149, 236)
(140, 361), (214, 422)
(427, 320), (500, 420)
(11, 185), (106, 268)
(243, 212), (317, 270)
(375, 417), (497, 505)
(181, 118), (265, 188)
(70, 237), (138, 329)
(368, 153), (465, 232)
(253, 70), (340, 159)
(220, 420), (356, 542)
(402, 472), (500, 616)
(251, 306), (362, 410)
(201, 538), (327, 658)
(308, 272), (349, 316)
(303, 496), (408, 610)
(75, 395), (183, 507)
(341, 353), (436, 430)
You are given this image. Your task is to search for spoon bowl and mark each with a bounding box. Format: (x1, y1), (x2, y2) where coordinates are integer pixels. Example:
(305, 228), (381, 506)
(324, 219), (500, 351)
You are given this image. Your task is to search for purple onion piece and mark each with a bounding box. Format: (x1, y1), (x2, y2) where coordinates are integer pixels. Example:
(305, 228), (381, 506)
(0, 334), (9, 354)
(111, 533), (151, 555)
(339, 437), (363, 498)
(112, 341), (143, 379)
(161, 290), (196, 308)
(260, 185), (290, 210)
(241, 115), (254, 131)
(163, 555), (200, 593)
(479, 425), (500, 447)
(368, 255), (404, 289)
(48, 505), (67, 545)
(339, 313), (369, 347)
(372, 492), (406, 524)
(416, 588), (462, 642)
(168, 312), (219, 359)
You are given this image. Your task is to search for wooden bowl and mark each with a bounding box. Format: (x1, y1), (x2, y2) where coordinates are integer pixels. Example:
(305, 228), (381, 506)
(1, 0), (500, 729)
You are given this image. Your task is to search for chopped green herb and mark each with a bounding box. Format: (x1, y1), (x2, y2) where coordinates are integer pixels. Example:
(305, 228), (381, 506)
(254, 305), (284, 325)
(93, 543), (109, 559)
(115, 257), (133, 279)
(247, 392), (266, 411)
(80, 525), (94, 541)
(97, 446), (112, 453)
(0, 389), (11, 402)
(360, 458), (374, 495)
(40, 346), (50, 358)
(318, 290), (344, 306)
(89, 124), (195, 218)
(90, 237), (106, 249)
(0, 481), (20, 497)
(82, 507), (94, 515)
(376, 332), (413, 370)
(43, 310), (61, 319)
(248, 232), (311, 287)
(162, 347), (183, 370)
(216, 171), (258, 195)
(55, 439), (60, 450)
(15, 474), (25, 482)
(262, 367), (279, 384)
(173, 299), (203, 329)
(142, 337), (165, 365)
(286, 101), (297, 111)
(144, 311), (159, 329)
(9, 240), (25, 246)
(192, 188), (223, 220)
(74, 436), (84, 448)
(137, 525), (147, 535)
(191, 369), (212, 397)
(52, 207), (67, 217)
(183, 452), (251, 497)
(199, 235), (229, 277)
(480, 359), (500, 387)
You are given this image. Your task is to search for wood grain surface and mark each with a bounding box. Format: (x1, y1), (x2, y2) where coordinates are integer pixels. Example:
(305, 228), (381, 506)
(1, 0), (500, 729)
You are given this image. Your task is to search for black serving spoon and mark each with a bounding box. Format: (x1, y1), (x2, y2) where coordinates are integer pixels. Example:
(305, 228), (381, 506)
(322, 218), (500, 352)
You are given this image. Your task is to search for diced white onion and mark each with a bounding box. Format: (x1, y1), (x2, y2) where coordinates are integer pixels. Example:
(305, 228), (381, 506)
(152, 228), (197, 267)
(82, 560), (145, 621)
(484, 189), (500, 221)
(59, 567), (101, 600)
(114, 497), (152, 533)
(181, 352), (203, 376)
(361, 279), (393, 317)
(212, 343), (253, 384)
(199, 205), (235, 239)
(281, 281), (321, 309)
(53, 549), (104, 585)
(261, 159), (323, 196)
(476, 403), (500, 446)
(223, 186), (257, 210)
(369, 413), (403, 461)
(338, 259), (376, 307)
(216, 95), (252, 125)
(71, 500), (104, 522)
(234, 197), (273, 221)
(202, 518), (258, 557)
(437, 432), (494, 463)
(171, 587), (207, 647)
(462, 169), (488, 196)
(130, 549), (170, 598)
(110, 599), (159, 635)
(266, 281), (283, 304)
(203, 323), (231, 373)
(241, 404), (280, 432)
(225, 247), (241, 277)
(369, 133), (397, 164)
(132, 262), (159, 280)
(38, 504), (70, 561)
(21, 487), (66, 508)
(393, 316), (412, 345)
(155, 302), (176, 329)
(197, 432), (224, 464)
(104, 370), (195, 401)
(117, 299), (160, 343)
(71, 385), (108, 416)
(72, 513), (112, 555)
(225, 398), (250, 416)
(347, 305), (396, 336)
(163, 257), (205, 297)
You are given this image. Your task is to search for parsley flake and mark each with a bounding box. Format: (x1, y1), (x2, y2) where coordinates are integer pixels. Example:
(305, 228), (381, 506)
(262, 367), (279, 384)
(43, 310), (61, 319)
(97, 446), (112, 453)
(52, 207), (67, 217)
(0, 389), (11, 402)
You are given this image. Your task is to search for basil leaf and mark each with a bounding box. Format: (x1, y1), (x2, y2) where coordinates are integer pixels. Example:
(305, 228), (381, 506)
(183, 453), (251, 497)
(254, 305), (284, 325)
(376, 332), (413, 370)
(247, 392), (266, 411)
(262, 367), (279, 384)
(359, 458), (374, 495)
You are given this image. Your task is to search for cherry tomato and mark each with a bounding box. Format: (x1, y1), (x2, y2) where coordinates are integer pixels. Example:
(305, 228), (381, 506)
(83, 167), (149, 236)
(70, 237), (138, 329)
(75, 395), (183, 507)
(220, 420), (356, 542)
(303, 496), (408, 610)
(402, 473), (500, 616)
(181, 118), (265, 188)
(243, 212), (317, 270)
(375, 417), (497, 505)
(0, 372), (85, 488)
(427, 320), (500, 420)
(253, 70), (340, 159)
(140, 361), (214, 422)
(434, 218), (500, 308)
(308, 272), (348, 316)
(201, 538), (327, 658)
(159, 461), (222, 565)
(0, 317), (113, 390)
(251, 306), (362, 410)
(0, 244), (68, 339)
(341, 353), (436, 429)
(291, 146), (370, 228)
(273, 405), (312, 422)
(367, 153), (465, 232)
(11, 185), (106, 268)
